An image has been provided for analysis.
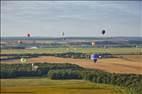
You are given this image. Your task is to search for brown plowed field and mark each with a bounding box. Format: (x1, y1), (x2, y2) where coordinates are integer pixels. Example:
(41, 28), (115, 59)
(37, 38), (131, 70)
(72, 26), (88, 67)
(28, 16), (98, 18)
(1, 56), (142, 74)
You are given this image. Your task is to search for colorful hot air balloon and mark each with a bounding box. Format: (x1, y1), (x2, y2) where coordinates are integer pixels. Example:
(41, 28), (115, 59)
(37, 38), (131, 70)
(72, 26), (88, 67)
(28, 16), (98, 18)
(90, 54), (98, 63)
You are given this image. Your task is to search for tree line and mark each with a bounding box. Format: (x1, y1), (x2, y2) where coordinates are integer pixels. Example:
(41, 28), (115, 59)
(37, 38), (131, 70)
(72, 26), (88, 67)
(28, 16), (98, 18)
(1, 52), (113, 61)
(0, 63), (142, 94)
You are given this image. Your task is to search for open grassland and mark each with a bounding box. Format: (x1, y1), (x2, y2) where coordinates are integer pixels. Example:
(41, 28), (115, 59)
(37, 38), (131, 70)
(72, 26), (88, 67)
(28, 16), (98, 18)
(1, 47), (141, 54)
(1, 55), (142, 74)
(1, 78), (129, 94)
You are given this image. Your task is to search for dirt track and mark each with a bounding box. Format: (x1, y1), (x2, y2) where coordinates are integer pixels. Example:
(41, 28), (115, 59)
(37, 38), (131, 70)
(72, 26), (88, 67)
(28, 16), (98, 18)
(1, 56), (142, 74)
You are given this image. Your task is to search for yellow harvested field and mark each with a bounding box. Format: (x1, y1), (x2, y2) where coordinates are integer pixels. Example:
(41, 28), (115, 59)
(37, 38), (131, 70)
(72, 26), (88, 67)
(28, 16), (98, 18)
(1, 56), (142, 74)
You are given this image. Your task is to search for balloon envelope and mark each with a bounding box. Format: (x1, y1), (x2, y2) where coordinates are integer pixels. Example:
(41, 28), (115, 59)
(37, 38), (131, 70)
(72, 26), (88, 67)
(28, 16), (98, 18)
(20, 58), (27, 63)
(90, 54), (98, 60)
(102, 30), (106, 35)
(17, 40), (22, 44)
(62, 32), (64, 36)
(27, 33), (31, 37)
(91, 41), (95, 46)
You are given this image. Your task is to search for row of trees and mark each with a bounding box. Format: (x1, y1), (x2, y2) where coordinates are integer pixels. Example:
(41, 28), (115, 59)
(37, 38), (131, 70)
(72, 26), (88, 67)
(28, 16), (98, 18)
(47, 69), (142, 94)
(0, 63), (83, 78)
(48, 69), (82, 79)
(1, 52), (113, 61)
(1, 52), (89, 60)
(0, 63), (142, 94)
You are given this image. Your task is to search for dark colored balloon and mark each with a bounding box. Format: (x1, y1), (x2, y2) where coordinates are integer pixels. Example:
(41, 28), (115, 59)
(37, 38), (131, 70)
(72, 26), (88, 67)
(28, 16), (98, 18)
(102, 30), (106, 35)
(27, 33), (31, 37)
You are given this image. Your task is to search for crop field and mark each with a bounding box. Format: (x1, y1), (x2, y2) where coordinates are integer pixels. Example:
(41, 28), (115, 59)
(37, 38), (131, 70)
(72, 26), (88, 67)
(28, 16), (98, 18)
(114, 55), (142, 62)
(1, 55), (141, 74)
(1, 47), (141, 54)
(1, 78), (129, 94)
(1, 47), (141, 94)
(1, 1), (142, 94)
(1, 47), (142, 74)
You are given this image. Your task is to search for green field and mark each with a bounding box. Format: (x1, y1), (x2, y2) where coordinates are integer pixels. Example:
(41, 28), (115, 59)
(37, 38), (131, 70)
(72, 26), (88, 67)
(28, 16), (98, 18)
(1, 47), (141, 94)
(1, 47), (141, 54)
(1, 78), (129, 94)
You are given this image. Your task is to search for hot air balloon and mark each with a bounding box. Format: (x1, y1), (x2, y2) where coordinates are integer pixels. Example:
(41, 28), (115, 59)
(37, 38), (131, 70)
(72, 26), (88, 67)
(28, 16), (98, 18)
(101, 30), (106, 48)
(62, 32), (64, 37)
(102, 30), (106, 35)
(27, 33), (31, 37)
(32, 63), (39, 71)
(90, 54), (98, 63)
(20, 58), (27, 63)
(91, 41), (96, 46)
(61, 32), (65, 40)
(17, 40), (23, 44)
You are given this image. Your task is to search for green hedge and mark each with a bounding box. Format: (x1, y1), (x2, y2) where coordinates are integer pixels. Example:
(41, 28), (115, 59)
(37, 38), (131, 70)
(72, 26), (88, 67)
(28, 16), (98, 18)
(0, 63), (83, 78)
(82, 70), (142, 94)
(1, 52), (113, 61)
(48, 69), (83, 79)
(46, 69), (142, 94)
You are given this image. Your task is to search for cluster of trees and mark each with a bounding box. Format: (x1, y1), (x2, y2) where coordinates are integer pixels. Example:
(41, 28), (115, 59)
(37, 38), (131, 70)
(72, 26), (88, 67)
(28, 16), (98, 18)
(83, 70), (142, 94)
(48, 69), (82, 79)
(1, 63), (141, 94)
(0, 63), (83, 78)
(0, 52), (88, 61)
(0, 54), (40, 61)
(47, 69), (142, 94)
(54, 52), (89, 59)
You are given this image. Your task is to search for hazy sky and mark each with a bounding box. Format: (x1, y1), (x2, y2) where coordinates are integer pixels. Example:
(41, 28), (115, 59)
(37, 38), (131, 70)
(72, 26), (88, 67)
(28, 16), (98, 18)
(1, 1), (141, 37)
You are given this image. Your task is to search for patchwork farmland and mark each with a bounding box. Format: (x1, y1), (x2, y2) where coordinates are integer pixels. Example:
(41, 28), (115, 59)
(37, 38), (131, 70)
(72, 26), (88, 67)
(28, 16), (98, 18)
(1, 38), (142, 94)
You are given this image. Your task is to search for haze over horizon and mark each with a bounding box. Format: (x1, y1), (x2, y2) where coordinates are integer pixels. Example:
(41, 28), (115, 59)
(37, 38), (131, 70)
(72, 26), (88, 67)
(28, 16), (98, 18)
(1, 1), (141, 37)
